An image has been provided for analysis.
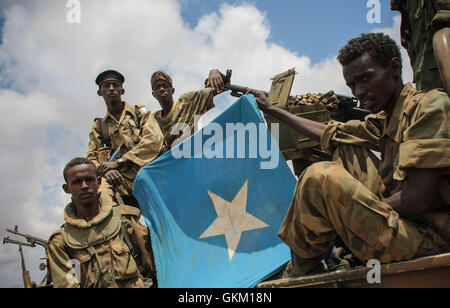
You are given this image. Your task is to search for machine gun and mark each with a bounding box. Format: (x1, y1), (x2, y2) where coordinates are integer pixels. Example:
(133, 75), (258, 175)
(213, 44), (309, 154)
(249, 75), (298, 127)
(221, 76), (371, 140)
(222, 69), (371, 175)
(3, 226), (51, 288)
(3, 237), (34, 288)
(223, 69), (370, 122)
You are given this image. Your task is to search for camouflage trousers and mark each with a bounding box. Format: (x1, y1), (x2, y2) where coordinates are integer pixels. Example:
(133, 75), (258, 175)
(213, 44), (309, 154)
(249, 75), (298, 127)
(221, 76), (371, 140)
(415, 68), (443, 92)
(278, 145), (449, 264)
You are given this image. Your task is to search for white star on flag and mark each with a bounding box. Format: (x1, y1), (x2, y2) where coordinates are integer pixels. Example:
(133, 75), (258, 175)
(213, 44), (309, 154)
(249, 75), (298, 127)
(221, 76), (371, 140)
(199, 180), (269, 261)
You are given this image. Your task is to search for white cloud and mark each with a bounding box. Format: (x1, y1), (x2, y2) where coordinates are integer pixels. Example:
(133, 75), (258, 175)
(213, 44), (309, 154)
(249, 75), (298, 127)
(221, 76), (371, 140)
(0, 0), (409, 287)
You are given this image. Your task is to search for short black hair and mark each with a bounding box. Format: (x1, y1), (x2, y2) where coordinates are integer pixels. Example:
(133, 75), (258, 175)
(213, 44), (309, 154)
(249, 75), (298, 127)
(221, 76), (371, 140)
(63, 157), (96, 182)
(337, 33), (401, 67)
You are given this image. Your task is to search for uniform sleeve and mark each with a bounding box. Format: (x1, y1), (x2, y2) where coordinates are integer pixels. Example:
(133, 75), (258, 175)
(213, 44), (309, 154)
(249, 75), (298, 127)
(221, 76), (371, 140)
(399, 90), (450, 170)
(122, 112), (164, 167)
(47, 231), (80, 288)
(321, 112), (385, 156)
(179, 88), (215, 118)
(86, 120), (103, 168)
(431, 0), (450, 31)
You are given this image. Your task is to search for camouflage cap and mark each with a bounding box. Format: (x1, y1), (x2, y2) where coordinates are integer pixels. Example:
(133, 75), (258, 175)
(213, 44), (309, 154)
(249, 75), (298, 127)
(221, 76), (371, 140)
(95, 70), (125, 87)
(151, 71), (173, 89)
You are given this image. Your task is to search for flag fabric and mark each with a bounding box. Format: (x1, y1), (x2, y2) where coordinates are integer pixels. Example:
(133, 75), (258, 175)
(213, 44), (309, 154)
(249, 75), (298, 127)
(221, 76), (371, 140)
(133, 94), (297, 288)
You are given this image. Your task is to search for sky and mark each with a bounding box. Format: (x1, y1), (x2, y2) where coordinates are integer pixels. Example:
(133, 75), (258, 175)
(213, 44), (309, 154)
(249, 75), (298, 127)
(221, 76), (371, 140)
(0, 0), (410, 288)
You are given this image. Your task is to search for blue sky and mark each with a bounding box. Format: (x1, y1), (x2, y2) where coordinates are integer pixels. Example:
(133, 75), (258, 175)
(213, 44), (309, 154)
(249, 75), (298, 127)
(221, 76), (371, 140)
(180, 0), (399, 64)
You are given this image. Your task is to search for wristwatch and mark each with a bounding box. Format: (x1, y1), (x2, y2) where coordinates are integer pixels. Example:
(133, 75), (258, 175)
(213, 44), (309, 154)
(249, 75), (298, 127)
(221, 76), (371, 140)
(117, 157), (126, 167)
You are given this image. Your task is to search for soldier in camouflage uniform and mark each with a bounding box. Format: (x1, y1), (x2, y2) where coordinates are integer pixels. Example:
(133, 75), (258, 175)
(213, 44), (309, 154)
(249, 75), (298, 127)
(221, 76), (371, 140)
(150, 69), (225, 152)
(47, 158), (156, 288)
(249, 33), (450, 277)
(391, 0), (450, 95)
(87, 70), (164, 207)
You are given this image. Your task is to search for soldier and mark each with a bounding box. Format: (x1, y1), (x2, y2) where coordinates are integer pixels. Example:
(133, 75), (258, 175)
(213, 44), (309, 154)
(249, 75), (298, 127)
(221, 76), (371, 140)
(150, 69), (225, 152)
(47, 158), (156, 288)
(391, 0), (450, 95)
(87, 70), (164, 207)
(249, 33), (450, 277)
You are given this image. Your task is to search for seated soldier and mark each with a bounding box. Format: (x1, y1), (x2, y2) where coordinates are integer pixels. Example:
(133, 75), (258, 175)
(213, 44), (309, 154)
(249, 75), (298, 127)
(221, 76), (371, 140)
(150, 69), (225, 152)
(87, 70), (164, 207)
(47, 158), (156, 288)
(249, 33), (450, 277)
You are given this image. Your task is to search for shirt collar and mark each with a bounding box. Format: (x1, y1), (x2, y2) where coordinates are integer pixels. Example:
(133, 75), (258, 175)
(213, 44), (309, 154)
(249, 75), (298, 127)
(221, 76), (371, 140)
(383, 83), (417, 141)
(103, 102), (133, 123)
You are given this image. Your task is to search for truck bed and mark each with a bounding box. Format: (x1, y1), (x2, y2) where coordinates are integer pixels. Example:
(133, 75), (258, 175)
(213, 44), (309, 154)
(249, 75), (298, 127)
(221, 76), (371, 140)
(256, 253), (450, 288)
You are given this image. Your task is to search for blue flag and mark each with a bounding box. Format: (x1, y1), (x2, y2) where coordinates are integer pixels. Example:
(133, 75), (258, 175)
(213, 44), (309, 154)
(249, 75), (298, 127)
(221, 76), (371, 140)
(133, 95), (297, 288)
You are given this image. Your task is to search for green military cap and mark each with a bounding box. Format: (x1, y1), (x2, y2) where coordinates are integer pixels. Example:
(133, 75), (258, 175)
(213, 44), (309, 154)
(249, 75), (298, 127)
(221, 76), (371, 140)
(151, 71), (173, 88)
(95, 70), (125, 87)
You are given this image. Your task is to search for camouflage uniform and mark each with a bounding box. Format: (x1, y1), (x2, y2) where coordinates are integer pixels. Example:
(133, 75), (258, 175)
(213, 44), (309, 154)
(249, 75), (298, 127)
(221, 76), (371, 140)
(154, 88), (215, 151)
(86, 102), (164, 197)
(47, 189), (156, 288)
(391, 0), (450, 91)
(278, 84), (450, 263)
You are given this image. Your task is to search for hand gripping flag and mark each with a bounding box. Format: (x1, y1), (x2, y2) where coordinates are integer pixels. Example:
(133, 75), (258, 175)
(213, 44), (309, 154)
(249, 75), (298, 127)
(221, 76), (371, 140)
(133, 94), (297, 288)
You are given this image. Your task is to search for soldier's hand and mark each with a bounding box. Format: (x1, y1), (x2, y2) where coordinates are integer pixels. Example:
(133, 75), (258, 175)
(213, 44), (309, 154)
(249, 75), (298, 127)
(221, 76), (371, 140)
(206, 69), (225, 94)
(104, 170), (123, 186)
(246, 89), (273, 112)
(97, 162), (119, 177)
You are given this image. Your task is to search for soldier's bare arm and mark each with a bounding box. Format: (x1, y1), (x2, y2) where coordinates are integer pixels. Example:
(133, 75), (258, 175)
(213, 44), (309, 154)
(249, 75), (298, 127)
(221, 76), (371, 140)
(433, 27), (450, 97)
(384, 168), (442, 217)
(248, 88), (326, 142)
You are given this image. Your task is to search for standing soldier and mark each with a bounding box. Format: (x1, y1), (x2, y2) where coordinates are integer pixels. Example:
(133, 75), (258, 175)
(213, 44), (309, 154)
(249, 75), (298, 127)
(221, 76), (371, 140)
(47, 158), (156, 288)
(87, 70), (164, 207)
(150, 69), (225, 152)
(391, 0), (450, 95)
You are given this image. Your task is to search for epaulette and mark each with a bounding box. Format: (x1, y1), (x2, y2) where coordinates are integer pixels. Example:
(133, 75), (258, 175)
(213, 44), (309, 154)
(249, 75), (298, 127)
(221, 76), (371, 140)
(48, 227), (65, 243)
(135, 104), (150, 117)
(118, 205), (142, 219)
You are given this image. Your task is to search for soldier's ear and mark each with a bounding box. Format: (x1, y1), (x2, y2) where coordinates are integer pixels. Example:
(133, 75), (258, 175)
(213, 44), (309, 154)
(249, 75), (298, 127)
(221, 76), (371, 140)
(172, 87), (175, 94)
(63, 183), (70, 194)
(97, 89), (102, 96)
(390, 57), (403, 78)
(120, 88), (125, 95)
(97, 176), (102, 187)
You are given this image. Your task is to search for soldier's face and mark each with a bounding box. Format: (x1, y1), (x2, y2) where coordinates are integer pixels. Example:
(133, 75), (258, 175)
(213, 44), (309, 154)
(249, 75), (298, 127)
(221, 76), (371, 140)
(343, 53), (402, 113)
(63, 164), (101, 207)
(152, 80), (175, 104)
(98, 80), (125, 105)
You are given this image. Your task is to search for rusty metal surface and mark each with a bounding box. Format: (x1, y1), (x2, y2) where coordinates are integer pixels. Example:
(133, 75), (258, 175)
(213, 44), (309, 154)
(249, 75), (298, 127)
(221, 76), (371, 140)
(257, 253), (450, 288)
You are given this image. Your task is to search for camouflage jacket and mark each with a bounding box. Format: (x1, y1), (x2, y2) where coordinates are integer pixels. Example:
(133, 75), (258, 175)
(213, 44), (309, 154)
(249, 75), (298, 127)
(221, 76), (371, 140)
(47, 191), (155, 288)
(154, 88), (214, 152)
(86, 102), (164, 194)
(321, 83), (450, 204)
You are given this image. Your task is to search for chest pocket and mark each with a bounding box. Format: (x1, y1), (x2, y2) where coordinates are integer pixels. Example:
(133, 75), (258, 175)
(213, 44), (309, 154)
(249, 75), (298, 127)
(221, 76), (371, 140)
(110, 235), (140, 281)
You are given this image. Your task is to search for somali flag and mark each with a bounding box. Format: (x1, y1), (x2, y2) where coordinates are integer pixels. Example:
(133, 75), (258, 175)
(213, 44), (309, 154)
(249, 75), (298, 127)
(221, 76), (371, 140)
(133, 94), (297, 288)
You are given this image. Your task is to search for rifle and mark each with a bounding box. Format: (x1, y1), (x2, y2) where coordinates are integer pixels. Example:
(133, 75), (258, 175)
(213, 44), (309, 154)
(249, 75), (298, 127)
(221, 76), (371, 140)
(3, 236), (34, 288)
(222, 69), (369, 122)
(6, 225), (48, 248)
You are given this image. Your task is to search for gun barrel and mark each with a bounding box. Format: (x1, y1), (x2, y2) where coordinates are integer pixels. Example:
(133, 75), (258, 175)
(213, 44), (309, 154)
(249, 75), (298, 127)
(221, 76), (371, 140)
(224, 83), (269, 98)
(6, 229), (48, 247)
(3, 237), (36, 248)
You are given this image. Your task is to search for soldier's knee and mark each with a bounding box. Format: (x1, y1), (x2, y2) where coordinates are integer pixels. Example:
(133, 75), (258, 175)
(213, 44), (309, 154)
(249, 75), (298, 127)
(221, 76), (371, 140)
(302, 161), (341, 182)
